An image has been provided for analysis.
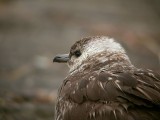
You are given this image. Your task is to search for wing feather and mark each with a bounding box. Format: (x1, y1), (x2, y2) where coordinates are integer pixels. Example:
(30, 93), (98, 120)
(57, 69), (160, 120)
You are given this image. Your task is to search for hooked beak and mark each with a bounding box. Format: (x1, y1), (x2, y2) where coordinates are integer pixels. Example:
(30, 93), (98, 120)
(53, 54), (69, 63)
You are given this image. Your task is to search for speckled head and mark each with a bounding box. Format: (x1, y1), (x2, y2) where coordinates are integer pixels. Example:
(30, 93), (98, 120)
(53, 36), (132, 73)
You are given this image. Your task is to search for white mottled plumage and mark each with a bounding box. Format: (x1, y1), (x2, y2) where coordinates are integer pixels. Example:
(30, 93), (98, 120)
(68, 36), (132, 74)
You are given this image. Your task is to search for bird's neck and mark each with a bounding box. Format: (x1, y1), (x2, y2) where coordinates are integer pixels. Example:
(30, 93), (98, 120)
(69, 52), (135, 75)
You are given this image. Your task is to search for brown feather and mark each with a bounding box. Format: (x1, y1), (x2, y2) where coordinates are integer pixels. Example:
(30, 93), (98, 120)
(56, 69), (160, 120)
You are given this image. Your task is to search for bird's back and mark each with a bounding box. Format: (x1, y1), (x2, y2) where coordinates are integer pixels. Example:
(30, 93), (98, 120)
(56, 69), (160, 120)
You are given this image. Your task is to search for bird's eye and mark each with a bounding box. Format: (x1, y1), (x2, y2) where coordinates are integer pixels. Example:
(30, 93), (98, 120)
(74, 50), (81, 57)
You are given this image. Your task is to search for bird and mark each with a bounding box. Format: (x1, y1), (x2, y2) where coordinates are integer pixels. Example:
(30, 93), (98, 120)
(53, 36), (160, 120)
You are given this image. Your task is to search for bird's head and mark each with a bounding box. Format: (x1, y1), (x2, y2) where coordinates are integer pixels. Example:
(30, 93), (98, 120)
(53, 36), (132, 73)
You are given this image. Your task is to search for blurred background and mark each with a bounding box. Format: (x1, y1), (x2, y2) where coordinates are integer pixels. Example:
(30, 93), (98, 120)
(0, 0), (160, 120)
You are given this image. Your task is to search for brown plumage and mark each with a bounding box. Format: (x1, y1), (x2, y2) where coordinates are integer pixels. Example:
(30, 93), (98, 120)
(53, 36), (160, 120)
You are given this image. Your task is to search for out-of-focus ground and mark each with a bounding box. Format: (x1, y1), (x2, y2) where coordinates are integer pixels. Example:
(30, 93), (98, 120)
(0, 0), (160, 120)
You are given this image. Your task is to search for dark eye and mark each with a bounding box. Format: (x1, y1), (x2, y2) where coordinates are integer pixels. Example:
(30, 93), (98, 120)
(74, 50), (81, 57)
